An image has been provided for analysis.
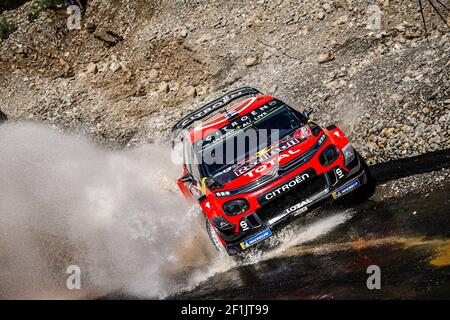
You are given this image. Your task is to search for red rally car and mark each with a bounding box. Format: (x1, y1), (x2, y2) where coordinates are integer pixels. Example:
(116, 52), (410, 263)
(172, 87), (375, 255)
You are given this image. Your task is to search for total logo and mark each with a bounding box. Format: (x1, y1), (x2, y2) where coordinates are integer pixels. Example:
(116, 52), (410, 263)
(244, 149), (302, 178)
(285, 199), (312, 215)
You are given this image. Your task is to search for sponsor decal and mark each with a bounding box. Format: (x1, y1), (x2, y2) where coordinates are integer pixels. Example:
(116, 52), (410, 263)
(189, 183), (203, 199)
(244, 148), (302, 178)
(332, 178), (361, 199)
(196, 99), (282, 150)
(232, 135), (301, 177)
(293, 206), (309, 216)
(295, 125), (312, 140)
(258, 169), (315, 205)
(219, 221), (229, 228)
(285, 199), (312, 215)
(262, 172), (310, 203)
(225, 110), (238, 119)
(179, 88), (259, 130)
(240, 220), (250, 232)
(240, 229), (273, 249)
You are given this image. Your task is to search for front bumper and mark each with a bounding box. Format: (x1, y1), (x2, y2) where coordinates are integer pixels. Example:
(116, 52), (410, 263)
(224, 156), (368, 255)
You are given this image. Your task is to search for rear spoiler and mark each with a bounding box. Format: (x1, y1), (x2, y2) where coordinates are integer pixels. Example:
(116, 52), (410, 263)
(171, 87), (261, 142)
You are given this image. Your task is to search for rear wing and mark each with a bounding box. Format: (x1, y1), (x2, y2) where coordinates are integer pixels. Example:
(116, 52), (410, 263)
(171, 87), (261, 142)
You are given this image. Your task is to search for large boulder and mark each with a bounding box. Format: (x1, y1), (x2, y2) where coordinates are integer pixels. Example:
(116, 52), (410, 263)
(0, 109), (7, 124)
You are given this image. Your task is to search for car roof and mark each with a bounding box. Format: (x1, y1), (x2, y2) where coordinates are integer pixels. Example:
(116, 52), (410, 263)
(186, 95), (274, 144)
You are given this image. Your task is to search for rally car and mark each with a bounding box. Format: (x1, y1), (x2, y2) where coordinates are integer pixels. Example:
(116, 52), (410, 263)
(172, 87), (376, 255)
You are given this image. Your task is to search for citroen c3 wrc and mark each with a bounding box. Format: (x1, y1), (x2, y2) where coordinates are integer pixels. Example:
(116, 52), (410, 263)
(172, 87), (376, 255)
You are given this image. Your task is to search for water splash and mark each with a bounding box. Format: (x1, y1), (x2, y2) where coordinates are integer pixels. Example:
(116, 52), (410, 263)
(0, 122), (221, 299)
(242, 209), (355, 264)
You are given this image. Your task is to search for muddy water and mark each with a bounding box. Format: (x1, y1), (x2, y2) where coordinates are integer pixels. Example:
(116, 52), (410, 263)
(174, 186), (450, 299)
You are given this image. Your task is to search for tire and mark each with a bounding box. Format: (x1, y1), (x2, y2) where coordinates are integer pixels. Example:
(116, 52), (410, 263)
(347, 152), (377, 204)
(0, 109), (7, 124)
(205, 218), (228, 256)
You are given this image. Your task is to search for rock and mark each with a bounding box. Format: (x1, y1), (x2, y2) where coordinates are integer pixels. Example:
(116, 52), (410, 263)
(201, 85), (209, 95)
(109, 62), (121, 73)
(179, 29), (188, 38)
(159, 82), (170, 93)
(405, 29), (421, 39)
(186, 87), (197, 98)
(244, 56), (260, 67)
(391, 93), (404, 104)
(119, 62), (129, 73)
(86, 22), (96, 33)
(322, 3), (333, 13)
(86, 62), (98, 74)
(336, 15), (349, 26)
(148, 68), (159, 80)
(16, 46), (27, 54)
(0, 109), (7, 123)
(317, 52), (334, 64)
(325, 79), (339, 90)
(444, 99), (450, 105)
(316, 12), (325, 20)
(268, 84), (278, 94)
(374, 44), (386, 55)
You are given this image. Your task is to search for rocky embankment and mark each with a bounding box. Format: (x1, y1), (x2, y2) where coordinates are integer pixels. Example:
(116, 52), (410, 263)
(0, 0), (449, 164)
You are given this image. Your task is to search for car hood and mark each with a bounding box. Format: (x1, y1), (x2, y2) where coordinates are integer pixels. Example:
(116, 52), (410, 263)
(214, 126), (322, 190)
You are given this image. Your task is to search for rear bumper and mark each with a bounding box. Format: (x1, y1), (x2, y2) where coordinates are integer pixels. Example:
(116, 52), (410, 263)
(224, 156), (368, 255)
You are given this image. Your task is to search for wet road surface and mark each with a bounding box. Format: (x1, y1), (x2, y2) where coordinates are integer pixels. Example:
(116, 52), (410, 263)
(172, 149), (450, 299)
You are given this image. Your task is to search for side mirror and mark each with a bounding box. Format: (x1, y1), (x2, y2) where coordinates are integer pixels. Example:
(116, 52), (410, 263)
(303, 107), (314, 119)
(180, 173), (195, 183)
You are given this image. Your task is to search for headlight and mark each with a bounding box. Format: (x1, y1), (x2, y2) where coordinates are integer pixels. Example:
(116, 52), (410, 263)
(223, 199), (250, 216)
(342, 143), (355, 166)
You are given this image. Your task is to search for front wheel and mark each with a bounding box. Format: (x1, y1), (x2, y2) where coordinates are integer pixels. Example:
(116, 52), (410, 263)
(347, 153), (377, 204)
(205, 218), (228, 256)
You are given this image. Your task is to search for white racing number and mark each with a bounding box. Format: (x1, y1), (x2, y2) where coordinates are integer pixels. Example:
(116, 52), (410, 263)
(335, 167), (344, 180)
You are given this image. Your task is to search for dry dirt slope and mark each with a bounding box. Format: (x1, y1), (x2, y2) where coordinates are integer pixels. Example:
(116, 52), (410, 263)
(0, 0), (449, 164)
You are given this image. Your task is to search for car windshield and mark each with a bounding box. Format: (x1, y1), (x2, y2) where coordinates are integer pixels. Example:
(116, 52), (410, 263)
(193, 99), (307, 181)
